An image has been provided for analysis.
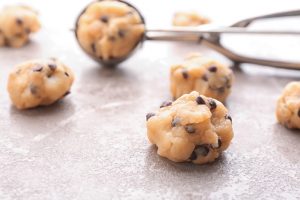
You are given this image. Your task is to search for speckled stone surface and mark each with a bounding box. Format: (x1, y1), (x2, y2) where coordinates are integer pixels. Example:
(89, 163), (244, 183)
(0, 0), (300, 199)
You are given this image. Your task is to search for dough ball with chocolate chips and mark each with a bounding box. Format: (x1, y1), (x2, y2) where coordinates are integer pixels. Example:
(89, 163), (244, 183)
(170, 54), (234, 102)
(76, 0), (145, 61)
(173, 11), (210, 26)
(276, 81), (300, 129)
(146, 91), (234, 165)
(0, 5), (40, 47)
(7, 58), (74, 109)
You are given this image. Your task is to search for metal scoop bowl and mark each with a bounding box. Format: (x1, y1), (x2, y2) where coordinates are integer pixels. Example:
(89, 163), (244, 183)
(75, 0), (300, 69)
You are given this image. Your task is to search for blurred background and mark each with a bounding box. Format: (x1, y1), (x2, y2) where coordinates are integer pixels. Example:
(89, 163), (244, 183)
(0, 0), (300, 199)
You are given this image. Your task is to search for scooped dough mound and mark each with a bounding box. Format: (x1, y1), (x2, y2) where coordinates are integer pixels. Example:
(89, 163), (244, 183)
(7, 58), (74, 109)
(76, 0), (145, 61)
(170, 54), (234, 102)
(173, 11), (210, 26)
(276, 81), (300, 129)
(0, 5), (40, 47)
(146, 91), (234, 164)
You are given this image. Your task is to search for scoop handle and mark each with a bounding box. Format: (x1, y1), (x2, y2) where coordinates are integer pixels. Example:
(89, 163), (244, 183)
(145, 27), (300, 70)
(201, 39), (300, 70)
(146, 26), (300, 37)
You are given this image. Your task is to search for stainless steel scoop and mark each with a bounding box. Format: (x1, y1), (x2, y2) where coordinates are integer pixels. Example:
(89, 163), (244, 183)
(75, 0), (300, 69)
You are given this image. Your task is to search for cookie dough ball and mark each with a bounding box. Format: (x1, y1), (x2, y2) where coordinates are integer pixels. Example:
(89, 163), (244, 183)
(170, 54), (234, 102)
(76, 0), (145, 61)
(146, 91), (234, 164)
(276, 81), (300, 129)
(7, 58), (74, 109)
(0, 5), (40, 47)
(173, 12), (210, 26)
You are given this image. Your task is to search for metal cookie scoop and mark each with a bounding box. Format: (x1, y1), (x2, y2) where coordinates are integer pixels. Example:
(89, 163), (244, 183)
(74, 0), (146, 66)
(75, 0), (300, 69)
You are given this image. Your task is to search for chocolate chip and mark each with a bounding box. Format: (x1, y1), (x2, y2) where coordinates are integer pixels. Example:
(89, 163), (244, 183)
(64, 91), (70, 97)
(208, 99), (217, 110)
(108, 36), (116, 41)
(298, 109), (300, 118)
(100, 16), (109, 23)
(195, 145), (210, 157)
(202, 74), (208, 81)
(160, 101), (172, 108)
(16, 18), (23, 26)
(218, 87), (225, 93)
(225, 114), (232, 123)
(225, 77), (231, 88)
(146, 113), (155, 121)
(208, 66), (217, 73)
(25, 28), (31, 34)
(189, 151), (197, 161)
(182, 69), (189, 79)
(32, 65), (43, 72)
(65, 72), (69, 77)
(4, 38), (9, 46)
(196, 96), (205, 105)
(171, 117), (180, 127)
(15, 33), (23, 38)
(217, 138), (222, 148)
(185, 125), (195, 134)
(48, 64), (57, 71)
(91, 43), (96, 53)
(118, 30), (125, 38)
(30, 84), (37, 95)
(16, 69), (21, 74)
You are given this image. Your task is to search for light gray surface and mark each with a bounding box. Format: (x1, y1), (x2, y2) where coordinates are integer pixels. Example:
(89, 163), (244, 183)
(0, 0), (300, 199)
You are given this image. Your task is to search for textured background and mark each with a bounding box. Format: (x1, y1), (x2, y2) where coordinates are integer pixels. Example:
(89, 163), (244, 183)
(0, 0), (300, 199)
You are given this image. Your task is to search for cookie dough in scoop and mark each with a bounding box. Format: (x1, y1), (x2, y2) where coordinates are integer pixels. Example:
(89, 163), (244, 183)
(76, 0), (145, 61)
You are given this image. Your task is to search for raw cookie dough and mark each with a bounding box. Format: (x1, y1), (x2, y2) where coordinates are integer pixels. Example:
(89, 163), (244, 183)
(0, 5), (40, 47)
(173, 12), (210, 26)
(7, 58), (74, 109)
(170, 54), (234, 102)
(276, 81), (300, 129)
(146, 91), (234, 164)
(76, 0), (145, 61)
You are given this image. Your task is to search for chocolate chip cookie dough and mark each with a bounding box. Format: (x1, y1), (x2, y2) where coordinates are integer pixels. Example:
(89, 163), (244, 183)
(276, 81), (300, 129)
(7, 58), (74, 109)
(170, 54), (234, 102)
(146, 91), (234, 164)
(76, 0), (145, 61)
(173, 12), (210, 26)
(0, 5), (40, 47)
